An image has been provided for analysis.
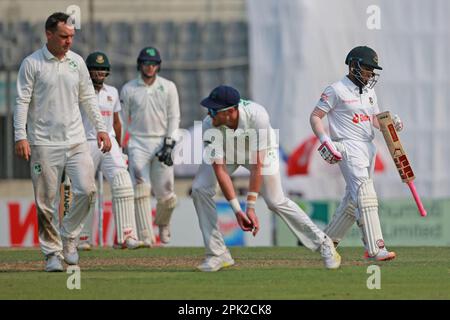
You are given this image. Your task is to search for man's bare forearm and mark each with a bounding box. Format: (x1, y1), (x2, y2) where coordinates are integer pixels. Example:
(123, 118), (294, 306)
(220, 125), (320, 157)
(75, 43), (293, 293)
(213, 162), (236, 200)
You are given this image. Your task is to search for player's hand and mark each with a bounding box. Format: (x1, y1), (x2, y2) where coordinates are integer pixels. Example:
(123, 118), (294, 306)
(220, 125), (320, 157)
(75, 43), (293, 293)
(15, 139), (31, 161)
(235, 210), (254, 232)
(97, 132), (112, 153)
(318, 140), (342, 164)
(246, 208), (260, 236)
(393, 114), (403, 132)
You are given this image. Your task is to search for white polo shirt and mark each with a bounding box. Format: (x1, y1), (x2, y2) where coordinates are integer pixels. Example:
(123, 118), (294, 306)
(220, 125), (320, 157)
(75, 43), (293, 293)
(120, 75), (180, 140)
(82, 84), (121, 140)
(316, 76), (380, 142)
(14, 45), (106, 145)
(202, 99), (278, 163)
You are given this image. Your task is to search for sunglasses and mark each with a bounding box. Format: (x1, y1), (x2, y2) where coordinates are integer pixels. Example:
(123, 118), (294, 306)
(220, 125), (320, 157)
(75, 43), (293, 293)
(207, 105), (236, 118)
(141, 61), (159, 66)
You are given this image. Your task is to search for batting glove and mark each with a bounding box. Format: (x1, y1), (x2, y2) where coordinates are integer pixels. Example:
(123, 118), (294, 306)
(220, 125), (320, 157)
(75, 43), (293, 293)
(393, 114), (403, 132)
(156, 137), (176, 166)
(318, 140), (343, 164)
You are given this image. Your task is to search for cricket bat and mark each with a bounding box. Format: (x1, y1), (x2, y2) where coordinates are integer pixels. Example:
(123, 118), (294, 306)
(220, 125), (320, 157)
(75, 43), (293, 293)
(376, 111), (427, 217)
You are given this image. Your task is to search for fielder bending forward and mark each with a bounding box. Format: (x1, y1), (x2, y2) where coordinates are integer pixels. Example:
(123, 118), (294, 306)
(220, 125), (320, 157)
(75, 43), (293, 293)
(77, 51), (141, 250)
(192, 85), (341, 272)
(310, 46), (403, 261)
(120, 47), (180, 246)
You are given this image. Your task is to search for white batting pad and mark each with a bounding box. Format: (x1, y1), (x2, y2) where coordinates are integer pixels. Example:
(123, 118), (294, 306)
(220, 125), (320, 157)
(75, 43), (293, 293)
(134, 183), (155, 243)
(357, 179), (385, 257)
(112, 170), (137, 244)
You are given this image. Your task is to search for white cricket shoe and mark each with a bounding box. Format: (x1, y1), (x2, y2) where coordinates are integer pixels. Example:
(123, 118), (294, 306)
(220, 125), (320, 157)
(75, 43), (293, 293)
(45, 253), (64, 272)
(364, 248), (396, 261)
(159, 225), (171, 244)
(197, 251), (235, 272)
(125, 237), (142, 249)
(320, 236), (341, 269)
(62, 237), (79, 265)
(141, 237), (154, 248)
(77, 242), (92, 251)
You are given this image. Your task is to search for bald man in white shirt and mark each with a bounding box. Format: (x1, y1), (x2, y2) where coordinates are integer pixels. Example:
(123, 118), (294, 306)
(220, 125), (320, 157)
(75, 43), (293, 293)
(13, 12), (111, 272)
(120, 47), (180, 247)
(310, 46), (403, 261)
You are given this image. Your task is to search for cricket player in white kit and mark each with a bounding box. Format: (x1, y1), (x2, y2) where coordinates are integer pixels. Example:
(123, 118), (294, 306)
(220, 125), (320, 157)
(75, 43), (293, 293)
(310, 46), (403, 261)
(13, 13), (111, 272)
(192, 85), (341, 272)
(120, 47), (180, 246)
(77, 52), (141, 250)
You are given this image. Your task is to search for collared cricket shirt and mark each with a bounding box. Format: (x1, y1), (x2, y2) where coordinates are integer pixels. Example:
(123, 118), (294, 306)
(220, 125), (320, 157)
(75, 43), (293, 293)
(316, 76), (380, 142)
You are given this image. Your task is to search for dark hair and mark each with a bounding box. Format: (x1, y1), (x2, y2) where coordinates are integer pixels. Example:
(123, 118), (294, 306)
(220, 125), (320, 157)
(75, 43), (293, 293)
(45, 12), (70, 32)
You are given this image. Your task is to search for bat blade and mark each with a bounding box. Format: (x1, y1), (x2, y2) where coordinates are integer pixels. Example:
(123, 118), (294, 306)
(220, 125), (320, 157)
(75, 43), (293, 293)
(377, 111), (426, 217)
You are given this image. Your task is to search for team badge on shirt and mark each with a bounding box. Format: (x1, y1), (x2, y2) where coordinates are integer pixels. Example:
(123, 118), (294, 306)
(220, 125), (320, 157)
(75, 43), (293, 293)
(68, 59), (78, 70)
(320, 93), (328, 102)
(107, 95), (113, 102)
(369, 97), (374, 105)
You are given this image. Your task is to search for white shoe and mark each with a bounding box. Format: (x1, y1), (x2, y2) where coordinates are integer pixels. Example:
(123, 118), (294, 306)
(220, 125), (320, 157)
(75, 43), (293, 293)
(159, 225), (171, 244)
(125, 237), (142, 249)
(77, 242), (92, 251)
(197, 251), (235, 272)
(364, 248), (396, 261)
(62, 237), (79, 265)
(320, 236), (341, 269)
(141, 237), (154, 248)
(45, 253), (64, 272)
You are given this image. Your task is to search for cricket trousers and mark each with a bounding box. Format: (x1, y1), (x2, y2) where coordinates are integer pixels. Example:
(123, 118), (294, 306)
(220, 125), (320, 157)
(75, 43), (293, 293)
(30, 143), (97, 256)
(191, 163), (326, 257)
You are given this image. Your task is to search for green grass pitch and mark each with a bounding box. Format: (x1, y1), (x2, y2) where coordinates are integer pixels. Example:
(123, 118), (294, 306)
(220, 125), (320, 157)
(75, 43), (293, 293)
(0, 247), (449, 300)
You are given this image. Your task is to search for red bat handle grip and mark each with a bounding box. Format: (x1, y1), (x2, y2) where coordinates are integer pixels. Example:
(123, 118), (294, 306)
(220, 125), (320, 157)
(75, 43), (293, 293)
(407, 181), (427, 217)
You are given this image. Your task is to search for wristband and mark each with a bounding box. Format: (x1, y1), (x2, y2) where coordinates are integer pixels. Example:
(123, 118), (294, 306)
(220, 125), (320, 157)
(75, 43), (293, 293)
(229, 198), (242, 213)
(246, 192), (258, 209)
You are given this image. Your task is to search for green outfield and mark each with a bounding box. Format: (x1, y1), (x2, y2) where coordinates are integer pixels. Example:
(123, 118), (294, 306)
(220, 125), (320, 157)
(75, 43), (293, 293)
(0, 247), (449, 300)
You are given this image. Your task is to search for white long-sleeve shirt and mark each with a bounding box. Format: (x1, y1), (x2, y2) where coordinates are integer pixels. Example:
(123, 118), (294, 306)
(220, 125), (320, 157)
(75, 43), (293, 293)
(120, 75), (180, 140)
(81, 84), (121, 140)
(14, 45), (107, 145)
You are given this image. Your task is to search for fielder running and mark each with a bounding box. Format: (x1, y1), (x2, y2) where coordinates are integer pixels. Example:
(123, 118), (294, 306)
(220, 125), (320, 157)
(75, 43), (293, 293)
(120, 46), (180, 246)
(192, 85), (341, 272)
(77, 52), (141, 250)
(13, 13), (111, 272)
(310, 46), (403, 261)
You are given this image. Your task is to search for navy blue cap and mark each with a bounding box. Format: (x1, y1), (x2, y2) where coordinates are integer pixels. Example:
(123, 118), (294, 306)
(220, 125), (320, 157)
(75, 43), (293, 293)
(200, 85), (241, 110)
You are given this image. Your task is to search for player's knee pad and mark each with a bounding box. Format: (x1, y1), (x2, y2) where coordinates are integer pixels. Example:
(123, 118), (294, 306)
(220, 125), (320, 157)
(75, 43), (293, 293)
(357, 179), (378, 211)
(155, 195), (177, 226)
(134, 183), (151, 200)
(357, 179), (384, 256)
(112, 170), (134, 199)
